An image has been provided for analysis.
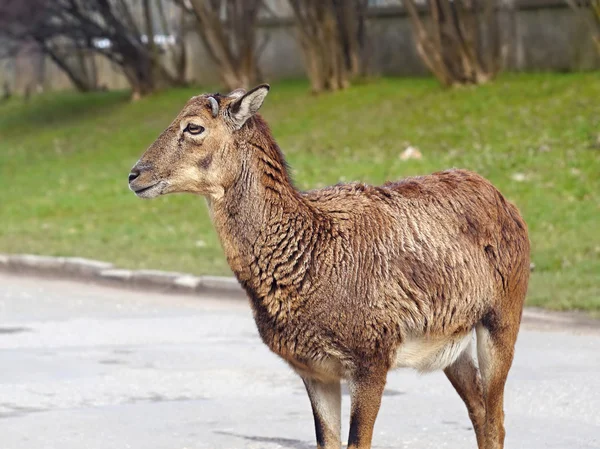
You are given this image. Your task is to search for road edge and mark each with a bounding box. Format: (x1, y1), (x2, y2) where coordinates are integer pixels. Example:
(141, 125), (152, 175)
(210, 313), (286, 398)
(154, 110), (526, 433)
(1, 253), (598, 332)
(0, 253), (246, 299)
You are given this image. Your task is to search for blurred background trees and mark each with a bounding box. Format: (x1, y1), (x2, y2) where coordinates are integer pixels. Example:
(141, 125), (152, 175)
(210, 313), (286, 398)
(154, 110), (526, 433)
(0, 0), (599, 98)
(0, 0), (101, 93)
(0, 0), (187, 98)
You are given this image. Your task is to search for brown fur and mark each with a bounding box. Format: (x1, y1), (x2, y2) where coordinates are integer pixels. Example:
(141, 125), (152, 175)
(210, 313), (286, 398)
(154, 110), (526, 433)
(129, 85), (530, 449)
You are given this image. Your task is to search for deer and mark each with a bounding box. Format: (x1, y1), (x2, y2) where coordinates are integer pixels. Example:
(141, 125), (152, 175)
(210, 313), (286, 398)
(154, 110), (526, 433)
(128, 84), (530, 449)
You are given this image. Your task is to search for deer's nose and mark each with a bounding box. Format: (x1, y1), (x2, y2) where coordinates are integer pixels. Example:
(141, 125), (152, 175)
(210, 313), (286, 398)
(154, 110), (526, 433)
(128, 170), (140, 183)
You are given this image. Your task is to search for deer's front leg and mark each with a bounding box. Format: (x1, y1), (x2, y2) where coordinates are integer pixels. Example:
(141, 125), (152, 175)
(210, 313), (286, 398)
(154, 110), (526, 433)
(302, 377), (342, 449)
(347, 370), (387, 449)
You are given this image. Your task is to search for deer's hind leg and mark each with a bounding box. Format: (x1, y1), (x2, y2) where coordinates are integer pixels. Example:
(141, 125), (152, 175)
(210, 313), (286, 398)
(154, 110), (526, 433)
(444, 339), (486, 448)
(476, 310), (521, 449)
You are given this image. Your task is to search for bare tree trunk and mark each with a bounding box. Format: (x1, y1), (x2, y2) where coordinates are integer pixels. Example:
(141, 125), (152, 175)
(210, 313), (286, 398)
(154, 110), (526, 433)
(2, 82), (11, 101)
(88, 44), (99, 89)
(174, 6), (188, 84)
(335, 0), (368, 78)
(143, 0), (158, 61)
(405, 0), (502, 87)
(290, 0), (345, 93)
(182, 0), (262, 90)
(156, 0), (188, 84)
(39, 41), (97, 92)
(290, 0), (369, 93)
(121, 62), (158, 100)
(594, 0), (600, 52)
(74, 41), (100, 92)
(404, 0), (453, 86)
(566, 0), (600, 55)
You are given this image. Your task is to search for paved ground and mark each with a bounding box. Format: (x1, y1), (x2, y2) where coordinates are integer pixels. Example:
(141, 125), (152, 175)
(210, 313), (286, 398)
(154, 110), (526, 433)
(1, 273), (599, 449)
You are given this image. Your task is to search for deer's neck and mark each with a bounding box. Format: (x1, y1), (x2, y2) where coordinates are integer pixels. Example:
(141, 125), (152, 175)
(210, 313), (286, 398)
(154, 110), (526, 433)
(207, 121), (314, 310)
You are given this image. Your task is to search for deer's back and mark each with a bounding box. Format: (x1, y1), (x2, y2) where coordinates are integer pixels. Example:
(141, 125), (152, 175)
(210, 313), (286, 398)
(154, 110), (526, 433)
(294, 169), (529, 360)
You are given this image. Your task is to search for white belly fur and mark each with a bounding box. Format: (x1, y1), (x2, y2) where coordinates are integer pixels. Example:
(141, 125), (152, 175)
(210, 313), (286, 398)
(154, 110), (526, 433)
(394, 332), (473, 373)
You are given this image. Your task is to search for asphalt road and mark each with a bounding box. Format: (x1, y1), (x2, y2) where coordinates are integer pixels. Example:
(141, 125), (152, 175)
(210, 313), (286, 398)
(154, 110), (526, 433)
(1, 272), (599, 449)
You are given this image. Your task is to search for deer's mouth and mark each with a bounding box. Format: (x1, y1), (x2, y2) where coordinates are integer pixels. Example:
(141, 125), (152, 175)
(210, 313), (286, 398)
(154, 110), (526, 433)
(130, 181), (166, 199)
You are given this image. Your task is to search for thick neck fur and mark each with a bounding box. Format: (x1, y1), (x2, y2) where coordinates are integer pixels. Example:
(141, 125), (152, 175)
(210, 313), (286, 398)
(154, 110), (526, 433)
(208, 115), (315, 315)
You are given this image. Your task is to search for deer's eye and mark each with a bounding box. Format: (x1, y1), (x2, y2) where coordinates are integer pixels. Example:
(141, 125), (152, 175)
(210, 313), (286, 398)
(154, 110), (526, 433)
(185, 123), (204, 135)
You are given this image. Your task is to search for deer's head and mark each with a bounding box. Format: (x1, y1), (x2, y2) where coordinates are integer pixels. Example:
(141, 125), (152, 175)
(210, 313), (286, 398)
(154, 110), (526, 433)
(128, 84), (270, 200)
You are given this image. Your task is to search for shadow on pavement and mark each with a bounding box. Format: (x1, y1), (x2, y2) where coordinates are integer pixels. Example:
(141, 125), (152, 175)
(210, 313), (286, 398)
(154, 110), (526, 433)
(214, 430), (313, 449)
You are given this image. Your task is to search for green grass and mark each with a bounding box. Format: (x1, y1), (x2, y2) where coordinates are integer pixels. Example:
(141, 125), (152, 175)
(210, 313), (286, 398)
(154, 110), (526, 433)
(1, 74), (599, 311)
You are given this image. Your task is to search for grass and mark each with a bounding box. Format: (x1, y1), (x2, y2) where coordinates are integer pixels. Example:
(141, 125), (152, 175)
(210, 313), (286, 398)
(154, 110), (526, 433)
(0, 74), (598, 312)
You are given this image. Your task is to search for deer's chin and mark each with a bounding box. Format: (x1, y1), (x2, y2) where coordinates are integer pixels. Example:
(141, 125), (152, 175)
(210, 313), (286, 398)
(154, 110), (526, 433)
(131, 180), (168, 199)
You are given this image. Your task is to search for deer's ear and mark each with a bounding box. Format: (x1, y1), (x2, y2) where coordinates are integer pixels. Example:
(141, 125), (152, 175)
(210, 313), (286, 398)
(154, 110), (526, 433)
(228, 84), (270, 129)
(227, 88), (246, 99)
